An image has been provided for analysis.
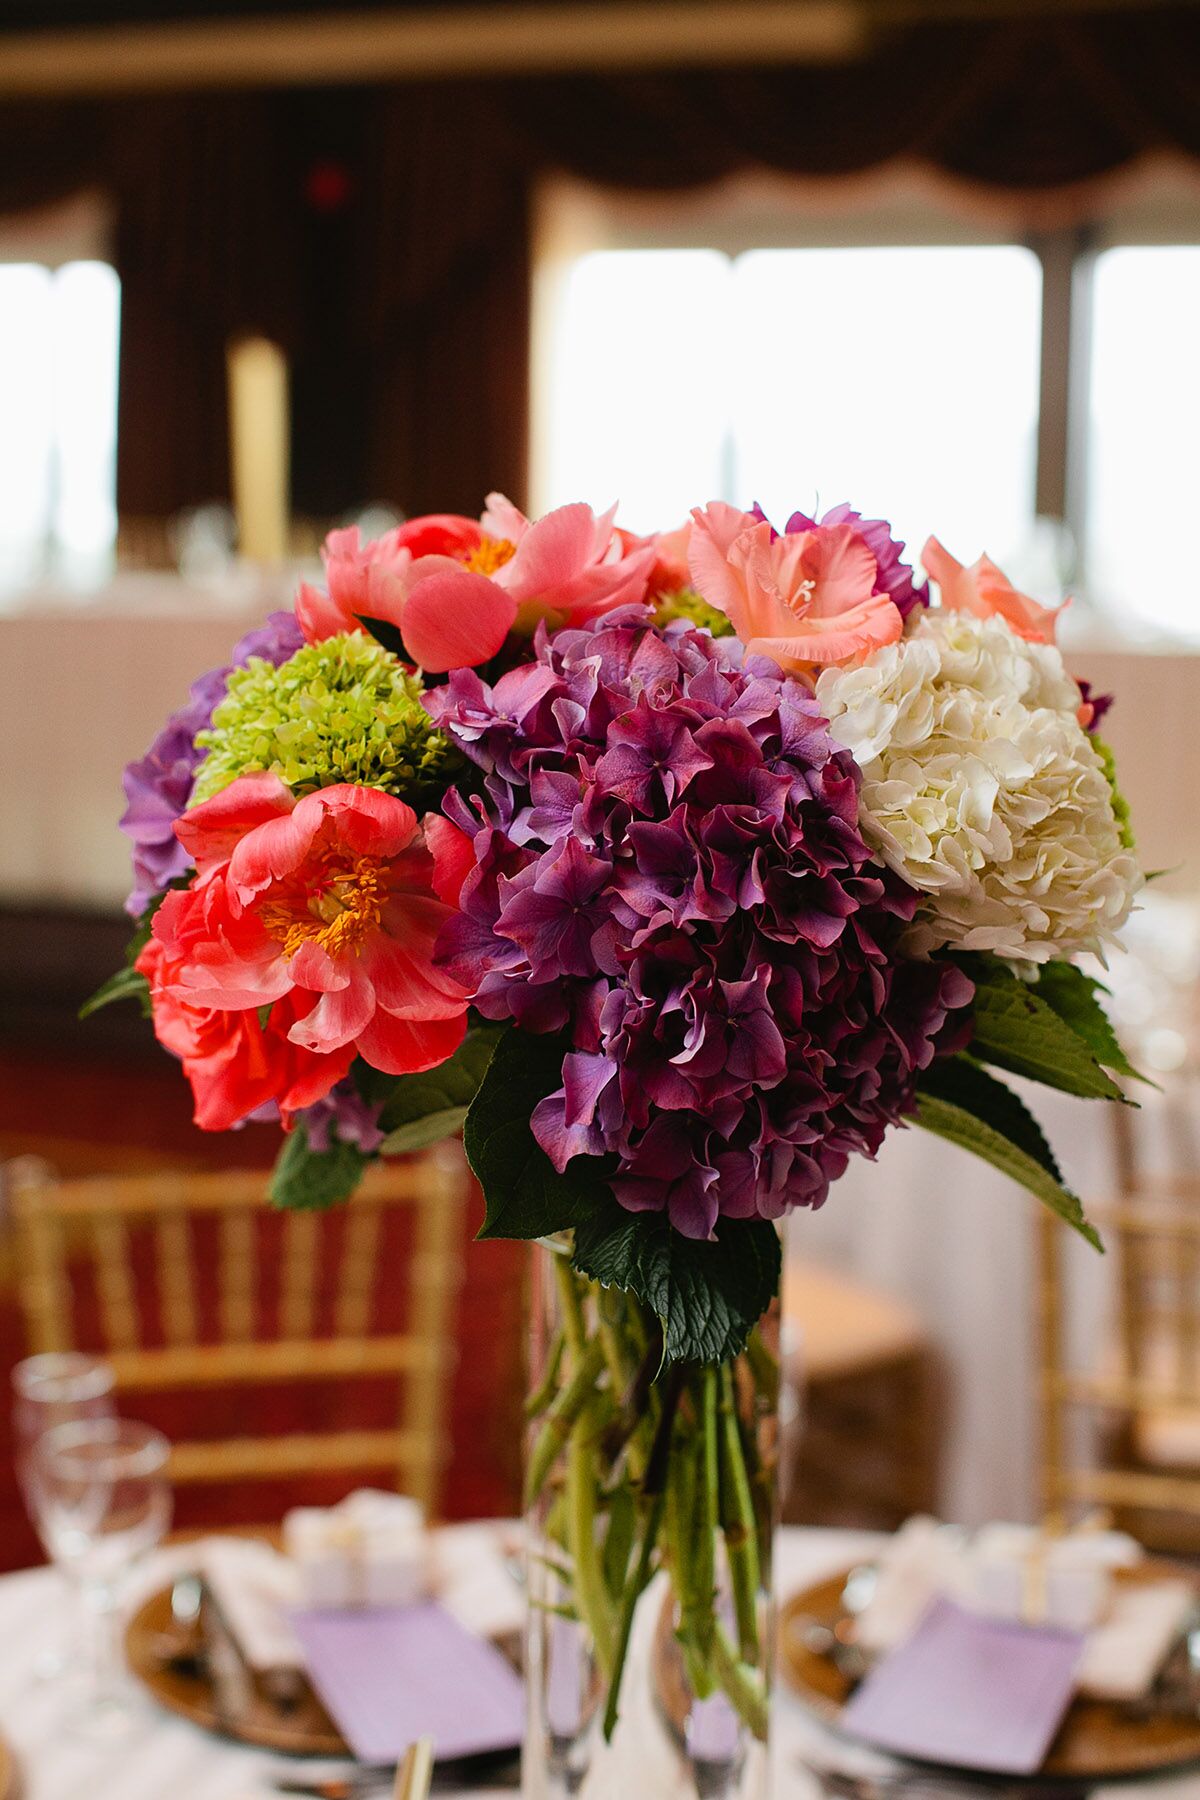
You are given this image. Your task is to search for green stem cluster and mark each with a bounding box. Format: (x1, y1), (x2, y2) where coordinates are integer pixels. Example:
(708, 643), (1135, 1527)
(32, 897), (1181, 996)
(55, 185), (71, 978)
(525, 1248), (778, 1748)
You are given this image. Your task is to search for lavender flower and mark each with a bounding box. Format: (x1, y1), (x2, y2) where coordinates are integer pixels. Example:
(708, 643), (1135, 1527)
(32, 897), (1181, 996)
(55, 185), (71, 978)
(119, 611), (302, 916)
(432, 608), (971, 1239)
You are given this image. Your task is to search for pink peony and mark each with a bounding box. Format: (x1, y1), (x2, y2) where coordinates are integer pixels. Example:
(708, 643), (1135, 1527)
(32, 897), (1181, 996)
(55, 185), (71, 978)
(162, 775), (472, 1077)
(296, 497), (657, 675)
(688, 502), (904, 677)
(922, 535), (1063, 645)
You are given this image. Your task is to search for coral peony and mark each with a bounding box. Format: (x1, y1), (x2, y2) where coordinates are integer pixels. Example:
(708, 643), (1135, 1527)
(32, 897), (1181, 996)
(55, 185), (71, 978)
(296, 498), (657, 674)
(157, 775), (472, 1079)
(136, 933), (350, 1130)
(688, 502), (904, 678)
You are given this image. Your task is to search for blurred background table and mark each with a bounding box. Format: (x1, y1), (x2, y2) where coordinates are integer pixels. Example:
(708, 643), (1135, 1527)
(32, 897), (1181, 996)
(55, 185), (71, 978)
(1, 1528), (1198, 1800)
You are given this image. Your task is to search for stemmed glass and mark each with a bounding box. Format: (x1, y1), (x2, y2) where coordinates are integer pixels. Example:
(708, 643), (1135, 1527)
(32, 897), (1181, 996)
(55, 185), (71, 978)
(12, 1353), (116, 1679)
(32, 1418), (172, 1734)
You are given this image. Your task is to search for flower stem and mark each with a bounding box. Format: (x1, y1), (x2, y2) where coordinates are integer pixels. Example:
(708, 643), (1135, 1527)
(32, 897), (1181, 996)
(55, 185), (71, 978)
(717, 1363), (761, 1664)
(567, 1400), (616, 1682)
(602, 1486), (665, 1742)
(711, 1619), (769, 1742)
(524, 1335), (606, 1509)
(524, 1327), (565, 1419)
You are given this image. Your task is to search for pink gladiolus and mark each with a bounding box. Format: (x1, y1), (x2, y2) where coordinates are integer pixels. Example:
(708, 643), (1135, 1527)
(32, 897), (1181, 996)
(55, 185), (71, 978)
(687, 502), (903, 676)
(163, 775), (472, 1078)
(922, 535), (1064, 644)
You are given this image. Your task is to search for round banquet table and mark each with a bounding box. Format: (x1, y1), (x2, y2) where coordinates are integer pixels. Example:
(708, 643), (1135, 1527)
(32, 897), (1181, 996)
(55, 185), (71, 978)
(2, 1530), (1200, 1800)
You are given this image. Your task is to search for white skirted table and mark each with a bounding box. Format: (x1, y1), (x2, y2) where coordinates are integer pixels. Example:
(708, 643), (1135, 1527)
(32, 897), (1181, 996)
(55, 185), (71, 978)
(0, 1529), (1197, 1800)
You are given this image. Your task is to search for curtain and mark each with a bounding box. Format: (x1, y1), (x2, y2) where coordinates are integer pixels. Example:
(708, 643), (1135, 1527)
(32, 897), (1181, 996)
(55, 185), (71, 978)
(0, 3), (1197, 521)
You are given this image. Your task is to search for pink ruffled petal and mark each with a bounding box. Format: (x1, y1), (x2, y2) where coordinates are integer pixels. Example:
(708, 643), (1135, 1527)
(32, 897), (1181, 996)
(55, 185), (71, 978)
(501, 502), (602, 602)
(401, 569), (517, 672)
(423, 813), (475, 907)
(286, 964), (375, 1054)
(804, 524), (878, 617)
(301, 785), (419, 861)
(295, 580), (355, 644)
(174, 774), (296, 874)
(354, 1007), (468, 1077)
(480, 492), (529, 542)
(227, 791), (324, 902)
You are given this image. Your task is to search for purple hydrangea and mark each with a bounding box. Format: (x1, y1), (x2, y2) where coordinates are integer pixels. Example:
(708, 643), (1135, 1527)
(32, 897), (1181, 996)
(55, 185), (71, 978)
(300, 1081), (386, 1154)
(431, 608), (971, 1239)
(755, 502), (929, 620)
(119, 611), (303, 916)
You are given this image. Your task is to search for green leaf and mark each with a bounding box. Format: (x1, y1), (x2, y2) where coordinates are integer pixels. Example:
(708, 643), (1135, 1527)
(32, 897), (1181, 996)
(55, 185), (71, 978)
(78, 964), (150, 1020)
(1033, 962), (1149, 1085)
(464, 1025), (612, 1241)
(269, 1124), (368, 1211)
(573, 1207), (782, 1366)
(967, 964), (1127, 1101)
(379, 1105), (470, 1156)
(914, 1056), (1102, 1251)
(377, 1025), (504, 1140)
(79, 884), (183, 1021)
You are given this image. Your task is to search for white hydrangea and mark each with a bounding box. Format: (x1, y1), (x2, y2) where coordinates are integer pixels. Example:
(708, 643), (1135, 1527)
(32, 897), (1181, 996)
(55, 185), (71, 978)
(815, 610), (1140, 963)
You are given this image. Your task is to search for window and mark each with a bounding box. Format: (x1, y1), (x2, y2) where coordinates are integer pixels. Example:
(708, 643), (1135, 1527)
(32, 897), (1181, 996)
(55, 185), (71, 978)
(533, 176), (1200, 644)
(539, 240), (1040, 591)
(0, 259), (120, 597)
(1086, 246), (1200, 639)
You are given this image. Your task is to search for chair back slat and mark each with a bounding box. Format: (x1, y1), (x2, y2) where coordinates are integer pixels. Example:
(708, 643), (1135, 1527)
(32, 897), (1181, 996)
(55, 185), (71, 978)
(1037, 1128), (1200, 1531)
(155, 1206), (199, 1347)
(334, 1202), (382, 1340)
(7, 1152), (469, 1517)
(89, 1211), (138, 1352)
(219, 1207), (257, 1343)
(280, 1209), (318, 1341)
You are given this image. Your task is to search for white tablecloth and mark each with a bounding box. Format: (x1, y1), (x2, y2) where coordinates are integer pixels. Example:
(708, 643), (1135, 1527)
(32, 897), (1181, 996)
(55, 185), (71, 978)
(1, 1529), (1198, 1799)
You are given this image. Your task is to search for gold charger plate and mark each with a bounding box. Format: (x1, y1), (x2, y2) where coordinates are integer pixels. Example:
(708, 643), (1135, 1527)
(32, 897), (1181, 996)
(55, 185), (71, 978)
(125, 1584), (347, 1756)
(779, 1564), (1200, 1786)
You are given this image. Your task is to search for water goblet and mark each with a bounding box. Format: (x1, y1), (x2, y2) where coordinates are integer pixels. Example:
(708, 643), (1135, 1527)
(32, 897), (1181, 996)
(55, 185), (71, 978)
(32, 1417), (172, 1735)
(11, 1353), (116, 1679)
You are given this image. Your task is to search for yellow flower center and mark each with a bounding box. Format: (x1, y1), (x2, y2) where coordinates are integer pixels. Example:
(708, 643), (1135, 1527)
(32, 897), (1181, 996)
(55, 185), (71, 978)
(461, 535), (517, 577)
(260, 853), (387, 960)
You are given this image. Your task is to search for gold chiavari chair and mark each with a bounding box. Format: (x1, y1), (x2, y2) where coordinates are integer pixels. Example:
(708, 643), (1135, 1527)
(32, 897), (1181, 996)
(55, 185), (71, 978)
(1037, 1107), (1200, 1541)
(7, 1148), (468, 1518)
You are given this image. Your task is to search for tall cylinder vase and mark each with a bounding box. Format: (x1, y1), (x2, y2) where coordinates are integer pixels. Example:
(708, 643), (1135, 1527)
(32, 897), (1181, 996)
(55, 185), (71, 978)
(522, 1237), (783, 1799)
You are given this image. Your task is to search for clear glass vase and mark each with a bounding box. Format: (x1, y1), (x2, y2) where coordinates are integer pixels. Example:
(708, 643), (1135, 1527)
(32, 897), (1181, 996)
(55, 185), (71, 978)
(523, 1237), (782, 1799)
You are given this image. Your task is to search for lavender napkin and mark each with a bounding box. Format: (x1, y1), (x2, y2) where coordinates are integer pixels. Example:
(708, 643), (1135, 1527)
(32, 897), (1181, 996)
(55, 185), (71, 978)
(290, 1602), (524, 1764)
(839, 1597), (1084, 1775)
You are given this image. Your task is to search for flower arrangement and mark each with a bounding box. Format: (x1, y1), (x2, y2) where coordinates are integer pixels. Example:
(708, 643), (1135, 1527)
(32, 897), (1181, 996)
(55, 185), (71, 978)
(93, 491), (1141, 1769)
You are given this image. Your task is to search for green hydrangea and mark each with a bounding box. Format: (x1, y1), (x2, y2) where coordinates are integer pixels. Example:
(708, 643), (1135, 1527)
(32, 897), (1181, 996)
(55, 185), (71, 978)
(1093, 734), (1135, 850)
(653, 586), (735, 638)
(190, 632), (460, 809)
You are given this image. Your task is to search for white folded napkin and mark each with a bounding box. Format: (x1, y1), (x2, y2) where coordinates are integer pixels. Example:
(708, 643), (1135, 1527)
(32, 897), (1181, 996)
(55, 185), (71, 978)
(1078, 1577), (1196, 1701)
(284, 1488), (430, 1610)
(434, 1523), (525, 1641)
(849, 1515), (1194, 1702)
(200, 1536), (305, 1672)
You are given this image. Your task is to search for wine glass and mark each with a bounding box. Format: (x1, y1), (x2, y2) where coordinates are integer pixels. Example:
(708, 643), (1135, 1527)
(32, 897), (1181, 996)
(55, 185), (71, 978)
(12, 1353), (116, 1678)
(32, 1418), (172, 1734)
